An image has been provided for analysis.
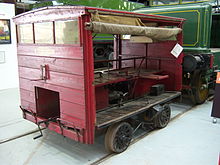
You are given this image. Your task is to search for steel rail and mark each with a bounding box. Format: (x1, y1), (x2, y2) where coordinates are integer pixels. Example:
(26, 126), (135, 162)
(0, 99), (213, 163)
(0, 128), (46, 144)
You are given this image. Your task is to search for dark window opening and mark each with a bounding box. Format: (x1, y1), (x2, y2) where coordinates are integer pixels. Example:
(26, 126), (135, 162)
(35, 87), (60, 119)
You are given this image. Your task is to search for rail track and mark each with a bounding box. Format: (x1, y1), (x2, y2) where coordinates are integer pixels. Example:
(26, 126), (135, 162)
(0, 99), (213, 164)
(0, 128), (46, 144)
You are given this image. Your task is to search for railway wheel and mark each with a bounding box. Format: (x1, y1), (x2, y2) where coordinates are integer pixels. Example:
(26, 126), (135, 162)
(193, 72), (209, 104)
(154, 104), (171, 129)
(105, 122), (133, 153)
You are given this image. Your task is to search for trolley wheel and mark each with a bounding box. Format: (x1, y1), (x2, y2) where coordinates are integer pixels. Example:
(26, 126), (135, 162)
(105, 122), (133, 153)
(193, 72), (209, 104)
(154, 104), (171, 129)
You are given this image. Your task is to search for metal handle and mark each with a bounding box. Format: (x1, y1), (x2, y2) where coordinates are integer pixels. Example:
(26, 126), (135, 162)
(40, 65), (48, 80)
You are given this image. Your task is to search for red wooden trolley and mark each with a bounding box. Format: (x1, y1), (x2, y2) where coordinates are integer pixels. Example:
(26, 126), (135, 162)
(13, 6), (185, 153)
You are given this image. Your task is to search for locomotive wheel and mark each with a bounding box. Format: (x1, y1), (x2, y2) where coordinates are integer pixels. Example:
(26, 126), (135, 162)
(105, 122), (133, 153)
(193, 73), (209, 104)
(154, 104), (171, 129)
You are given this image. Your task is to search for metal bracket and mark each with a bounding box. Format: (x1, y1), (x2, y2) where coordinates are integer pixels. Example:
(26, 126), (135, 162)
(56, 118), (82, 142)
(148, 105), (164, 121)
(33, 123), (44, 140)
(33, 117), (57, 140)
(19, 106), (37, 123)
(19, 106), (27, 119)
(132, 122), (143, 135)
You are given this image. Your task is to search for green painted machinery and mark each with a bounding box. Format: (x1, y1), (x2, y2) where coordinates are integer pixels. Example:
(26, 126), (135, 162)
(134, 1), (214, 51)
(32, 0), (144, 11)
(131, 0), (220, 104)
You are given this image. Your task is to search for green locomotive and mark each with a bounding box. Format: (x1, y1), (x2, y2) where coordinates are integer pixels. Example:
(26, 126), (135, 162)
(129, 0), (220, 104)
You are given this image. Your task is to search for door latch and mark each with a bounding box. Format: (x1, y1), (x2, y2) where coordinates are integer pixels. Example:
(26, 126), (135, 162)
(40, 64), (49, 80)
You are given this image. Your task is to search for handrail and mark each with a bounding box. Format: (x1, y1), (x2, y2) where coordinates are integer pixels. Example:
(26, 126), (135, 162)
(94, 55), (177, 63)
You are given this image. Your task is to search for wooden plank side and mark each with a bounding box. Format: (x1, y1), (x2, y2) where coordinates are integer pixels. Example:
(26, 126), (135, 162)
(19, 67), (85, 90)
(147, 41), (182, 91)
(17, 44), (87, 131)
(20, 88), (35, 106)
(121, 40), (147, 56)
(19, 84), (86, 127)
(17, 45), (84, 60)
(20, 99), (36, 112)
(19, 86), (86, 127)
(121, 40), (147, 68)
(60, 100), (86, 121)
(60, 113), (86, 128)
(18, 55), (84, 76)
(19, 78), (85, 106)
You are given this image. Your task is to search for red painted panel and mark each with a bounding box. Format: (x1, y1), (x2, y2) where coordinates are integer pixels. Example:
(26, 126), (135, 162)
(19, 67), (85, 90)
(24, 113), (37, 123)
(160, 62), (182, 91)
(18, 55), (84, 76)
(147, 41), (183, 64)
(48, 71), (85, 90)
(18, 67), (40, 80)
(80, 14), (96, 144)
(19, 78), (85, 106)
(24, 113), (84, 142)
(20, 83), (86, 128)
(121, 40), (147, 68)
(147, 59), (160, 70)
(17, 45), (83, 60)
(47, 123), (84, 142)
(20, 86), (86, 128)
(60, 100), (86, 120)
(19, 78), (39, 91)
(60, 113), (86, 128)
(134, 78), (158, 97)
(147, 41), (183, 91)
(20, 88), (35, 104)
(61, 128), (84, 143)
(17, 43), (87, 139)
(121, 41), (147, 56)
(122, 58), (146, 69)
(58, 88), (85, 106)
(20, 99), (36, 112)
(95, 86), (109, 110)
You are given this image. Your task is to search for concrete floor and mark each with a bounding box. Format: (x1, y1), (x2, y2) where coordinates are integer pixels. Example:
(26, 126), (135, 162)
(0, 88), (219, 165)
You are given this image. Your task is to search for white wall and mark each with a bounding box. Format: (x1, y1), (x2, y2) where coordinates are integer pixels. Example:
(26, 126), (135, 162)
(0, 3), (19, 90)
